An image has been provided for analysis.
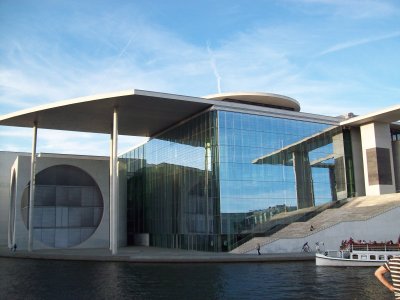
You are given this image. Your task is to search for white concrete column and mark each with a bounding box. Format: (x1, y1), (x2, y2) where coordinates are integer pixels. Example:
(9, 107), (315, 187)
(109, 132), (113, 251)
(111, 107), (119, 255)
(332, 132), (347, 200)
(360, 122), (395, 195)
(8, 172), (16, 248)
(28, 123), (37, 251)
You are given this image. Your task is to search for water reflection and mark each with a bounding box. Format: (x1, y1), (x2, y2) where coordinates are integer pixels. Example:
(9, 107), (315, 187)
(0, 258), (393, 300)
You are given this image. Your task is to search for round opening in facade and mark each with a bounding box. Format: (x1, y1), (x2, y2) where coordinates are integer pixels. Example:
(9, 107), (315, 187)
(21, 165), (103, 248)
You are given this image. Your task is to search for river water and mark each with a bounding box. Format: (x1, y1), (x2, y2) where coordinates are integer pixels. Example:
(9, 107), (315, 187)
(0, 258), (393, 299)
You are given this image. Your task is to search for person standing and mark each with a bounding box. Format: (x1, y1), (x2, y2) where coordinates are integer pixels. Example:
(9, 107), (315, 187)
(375, 255), (400, 299)
(315, 242), (320, 253)
(256, 243), (261, 255)
(302, 242), (310, 252)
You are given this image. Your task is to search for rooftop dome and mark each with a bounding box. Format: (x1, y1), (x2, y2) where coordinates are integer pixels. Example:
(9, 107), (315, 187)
(204, 92), (300, 112)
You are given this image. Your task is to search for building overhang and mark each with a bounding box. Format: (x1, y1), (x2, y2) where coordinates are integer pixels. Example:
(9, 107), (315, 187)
(204, 91), (301, 112)
(253, 125), (342, 165)
(0, 90), (218, 136)
(340, 104), (400, 127)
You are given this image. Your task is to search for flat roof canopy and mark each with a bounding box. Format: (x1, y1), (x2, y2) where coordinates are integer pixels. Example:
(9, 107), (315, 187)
(204, 92), (301, 112)
(0, 90), (217, 136)
(340, 104), (400, 127)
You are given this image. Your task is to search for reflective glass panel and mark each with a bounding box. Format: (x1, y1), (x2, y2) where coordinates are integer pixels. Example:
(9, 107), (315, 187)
(122, 109), (347, 252)
(218, 111), (346, 250)
(122, 111), (220, 252)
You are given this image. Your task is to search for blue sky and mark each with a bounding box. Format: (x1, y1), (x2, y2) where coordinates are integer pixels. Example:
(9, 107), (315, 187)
(1, 0), (399, 155)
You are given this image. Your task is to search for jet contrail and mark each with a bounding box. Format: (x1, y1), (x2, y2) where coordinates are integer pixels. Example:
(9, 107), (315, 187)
(207, 43), (222, 93)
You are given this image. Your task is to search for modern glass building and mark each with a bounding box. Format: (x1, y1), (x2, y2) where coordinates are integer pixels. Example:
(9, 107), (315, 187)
(1, 89), (398, 252)
(121, 92), (355, 252)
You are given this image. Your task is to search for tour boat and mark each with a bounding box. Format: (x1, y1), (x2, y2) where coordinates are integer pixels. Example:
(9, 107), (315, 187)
(315, 243), (400, 267)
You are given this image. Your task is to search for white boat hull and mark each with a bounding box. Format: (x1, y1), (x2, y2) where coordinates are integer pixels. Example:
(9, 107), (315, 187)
(315, 253), (384, 267)
(316, 243), (400, 267)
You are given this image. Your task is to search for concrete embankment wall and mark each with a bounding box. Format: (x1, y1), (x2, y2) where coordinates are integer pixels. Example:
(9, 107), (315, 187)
(250, 206), (400, 254)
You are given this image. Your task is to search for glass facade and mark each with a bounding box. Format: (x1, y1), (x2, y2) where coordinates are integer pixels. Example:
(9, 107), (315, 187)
(122, 108), (349, 252)
(218, 111), (347, 249)
(121, 111), (220, 251)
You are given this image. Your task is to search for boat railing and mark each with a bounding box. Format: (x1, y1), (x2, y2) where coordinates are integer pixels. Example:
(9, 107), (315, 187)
(323, 250), (346, 258)
(349, 244), (400, 252)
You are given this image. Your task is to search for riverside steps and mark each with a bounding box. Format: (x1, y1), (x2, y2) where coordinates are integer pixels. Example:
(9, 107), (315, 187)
(0, 246), (314, 263)
(233, 193), (400, 254)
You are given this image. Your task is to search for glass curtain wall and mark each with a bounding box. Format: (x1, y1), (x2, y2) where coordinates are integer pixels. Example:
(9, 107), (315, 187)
(122, 109), (348, 252)
(218, 111), (346, 250)
(122, 111), (220, 252)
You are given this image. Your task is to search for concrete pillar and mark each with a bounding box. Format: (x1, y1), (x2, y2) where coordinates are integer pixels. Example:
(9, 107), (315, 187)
(109, 132), (113, 251)
(392, 140), (400, 192)
(332, 132), (347, 200)
(292, 151), (314, 209)
(111, 107), (119, 255)
(360, 122), (395, 195)
(328, 167), (337, 201)
(8, 172), (17, 248)
(350, 128), (365, 196)
(28, 123), (37, 251)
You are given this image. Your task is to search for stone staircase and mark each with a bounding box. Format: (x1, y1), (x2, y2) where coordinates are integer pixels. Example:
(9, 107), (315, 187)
(231, 193), (400, 254)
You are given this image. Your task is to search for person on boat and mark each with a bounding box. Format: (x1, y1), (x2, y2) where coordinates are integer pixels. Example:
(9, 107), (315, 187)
(375, 255), (400, 300)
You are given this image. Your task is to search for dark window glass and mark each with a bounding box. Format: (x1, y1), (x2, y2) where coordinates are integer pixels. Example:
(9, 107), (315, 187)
(123, 111), (220, 252)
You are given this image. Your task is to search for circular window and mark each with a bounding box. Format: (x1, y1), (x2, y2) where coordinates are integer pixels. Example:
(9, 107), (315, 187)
(21, 165), (104, 248)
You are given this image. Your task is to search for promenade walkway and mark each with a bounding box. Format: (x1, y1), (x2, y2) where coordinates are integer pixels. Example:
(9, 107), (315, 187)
(0, 246), (314, 263)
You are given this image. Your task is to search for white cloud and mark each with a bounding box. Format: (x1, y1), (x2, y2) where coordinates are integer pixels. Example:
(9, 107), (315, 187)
(288, 0), (400, 19)
(318, 31), (400, 56)
(0, 127), (146, 156)
(36, 130), (147, 156)
(1, 2), (400, 154)
(0, 127), (32, 138)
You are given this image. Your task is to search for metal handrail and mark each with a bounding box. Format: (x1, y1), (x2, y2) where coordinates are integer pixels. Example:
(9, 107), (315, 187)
(231, 200), (345, 251)
(349, 244), (400, 252)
